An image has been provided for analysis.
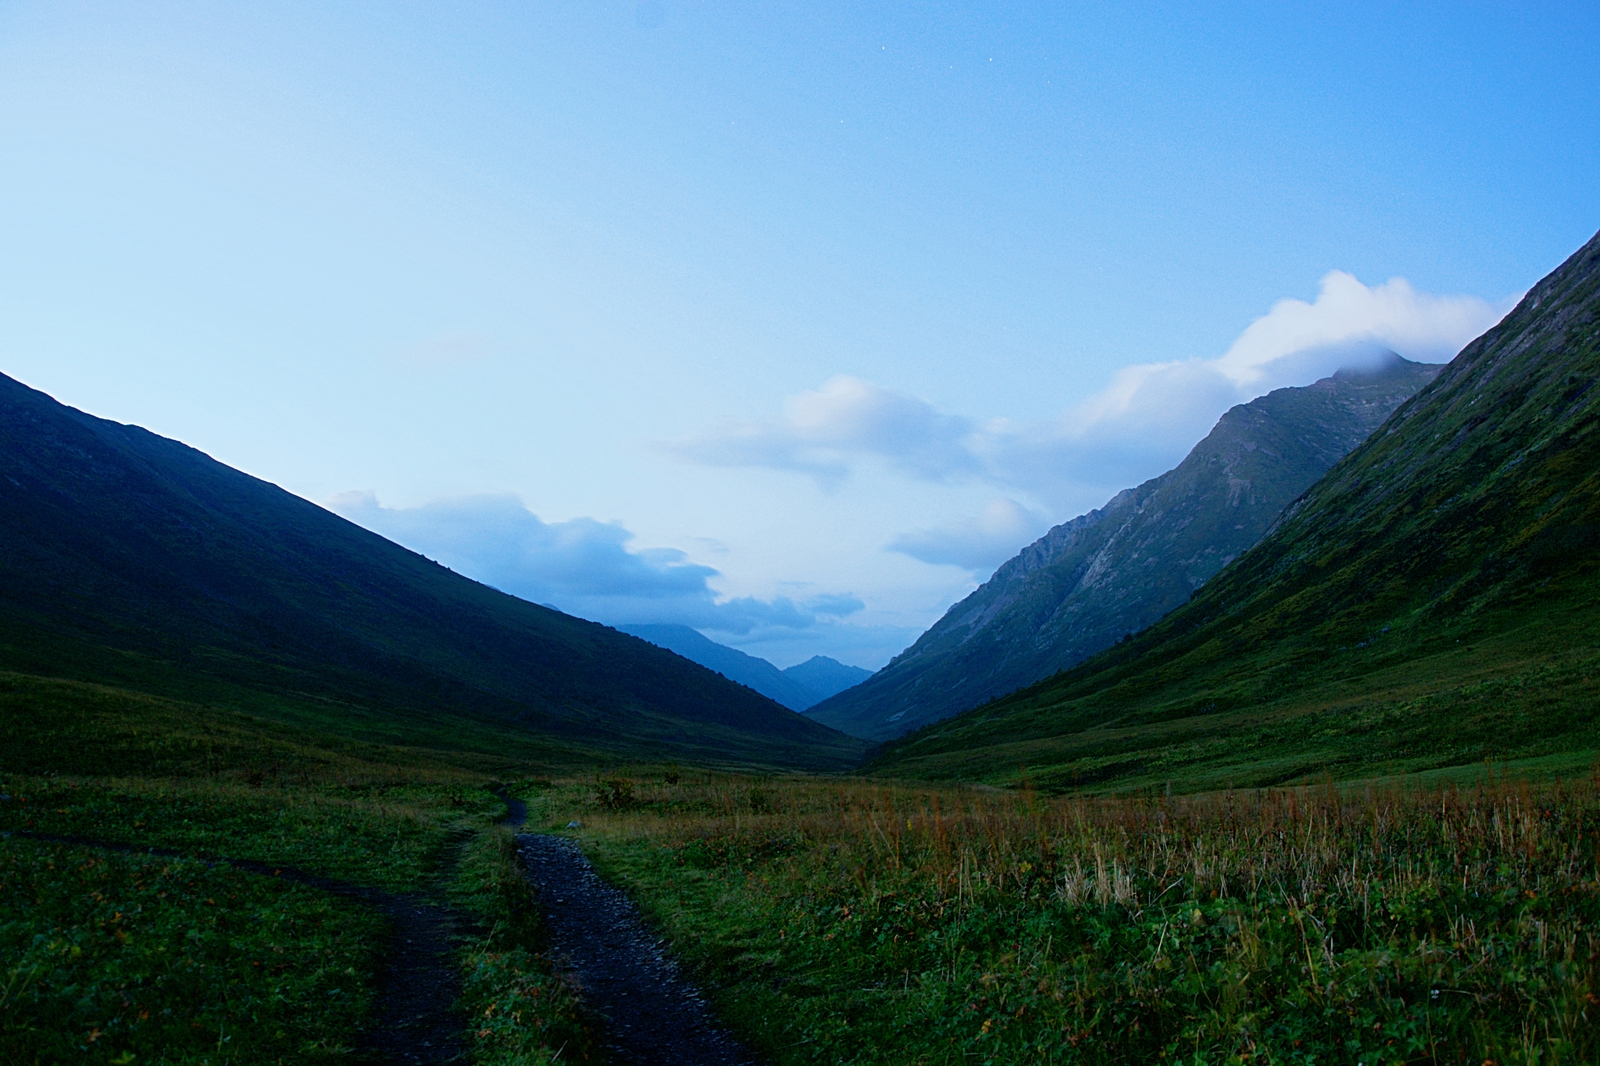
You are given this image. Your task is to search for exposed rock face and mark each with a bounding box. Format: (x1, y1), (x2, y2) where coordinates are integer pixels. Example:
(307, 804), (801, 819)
(806, 356), (1442, 741)
(867, 227), (1600, 786)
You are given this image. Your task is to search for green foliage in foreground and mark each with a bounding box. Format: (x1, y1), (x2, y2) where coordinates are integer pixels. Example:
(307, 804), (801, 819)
(563, 774), (1600, 1065)
(1, 676), (590, 1063)
(0, 836), (383, 1064)
(450, 820), (594, 1065)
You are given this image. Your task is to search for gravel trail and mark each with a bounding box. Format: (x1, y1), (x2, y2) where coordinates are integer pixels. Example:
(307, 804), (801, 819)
(509, 822), (759, 1065)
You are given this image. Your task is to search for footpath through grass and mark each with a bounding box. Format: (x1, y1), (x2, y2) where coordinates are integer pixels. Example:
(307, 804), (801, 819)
(448, 814), (593, 1066)
(550, 770), (1600, 1066)
(0, 672), (589, 1065)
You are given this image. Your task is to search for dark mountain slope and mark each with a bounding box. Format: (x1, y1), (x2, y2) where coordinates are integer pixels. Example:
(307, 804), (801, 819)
(810, 358), (1439, 741)
(618, 623), (819, 710)
(783, 656), (872, 703)
(871, 228), (1600, 790)
(0, 374), (864, 769)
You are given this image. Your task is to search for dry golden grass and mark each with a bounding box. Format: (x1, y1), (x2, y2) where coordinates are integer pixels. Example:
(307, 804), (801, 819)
(554, 769), (1600, 1064)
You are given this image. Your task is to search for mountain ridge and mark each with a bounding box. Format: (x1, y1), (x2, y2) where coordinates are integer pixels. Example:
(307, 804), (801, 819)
(870, 228), (1600, 789)
(0, 372), (865, 770)
(618, 626), (875, 709)
(783, 655), (872, 703)
(618, 623), (820, 710)
(809, 356), (1441, 741)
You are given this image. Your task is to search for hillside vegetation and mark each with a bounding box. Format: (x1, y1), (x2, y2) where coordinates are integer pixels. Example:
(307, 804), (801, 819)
(0, 673), (590, 1064)
(871, 229), (1600, 790)
(811, 358), (1438, 741)
(0, 373), (862, 771)
(546, 768), (1600, 1065)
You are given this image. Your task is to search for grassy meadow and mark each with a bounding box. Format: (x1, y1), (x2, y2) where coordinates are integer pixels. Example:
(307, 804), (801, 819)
(0, 671), (587, 1065)
(540, 769), (1600, 1066)
(7, 665), (1600, 1065)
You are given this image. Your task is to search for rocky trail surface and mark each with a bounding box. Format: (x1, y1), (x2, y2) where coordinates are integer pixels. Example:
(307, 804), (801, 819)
(505, 800), (760, 1065)
(12, 800), (756, 1064)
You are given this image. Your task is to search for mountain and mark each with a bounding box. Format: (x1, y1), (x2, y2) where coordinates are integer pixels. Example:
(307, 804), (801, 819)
(808, 356), (1441, 741)
(0, 373), (865, 770)
(616, 629), (874, 710)
(870, 228), (1600, 790)
(782, 656), (873, 702)
(618, 623), (819, 710)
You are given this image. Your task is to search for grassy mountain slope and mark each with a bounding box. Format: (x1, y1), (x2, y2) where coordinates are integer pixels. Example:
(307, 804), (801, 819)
(811, 358), (1438, 741)
(871, 228), (1600, 789)
(0, 374), (864, 770)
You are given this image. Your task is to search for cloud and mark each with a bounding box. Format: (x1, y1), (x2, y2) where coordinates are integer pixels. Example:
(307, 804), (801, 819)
(327, 492), (862, 635)
(669, 375), (984, 491)
(671, 272), (1513, 498)
(808, 592), (868, 617)
(888, 498), (1048, 573)
(1209, 272), (1505, 385)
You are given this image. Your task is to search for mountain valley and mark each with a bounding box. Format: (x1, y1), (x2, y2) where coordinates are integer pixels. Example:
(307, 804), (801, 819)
(619, 623), (871, 710)
(0, 374), (864, 771)
(810, 356), (1441, 741)
(871, 228), (1600, 791)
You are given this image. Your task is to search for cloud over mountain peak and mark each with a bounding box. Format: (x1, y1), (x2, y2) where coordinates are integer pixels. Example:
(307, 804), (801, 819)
(669, 272), (1513, 504)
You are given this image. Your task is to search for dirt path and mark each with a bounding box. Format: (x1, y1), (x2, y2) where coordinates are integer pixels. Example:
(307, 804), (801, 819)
(14, 801), (757, 1064)
(506, 813), (759, 1065)
(7, 830), (467, 1065)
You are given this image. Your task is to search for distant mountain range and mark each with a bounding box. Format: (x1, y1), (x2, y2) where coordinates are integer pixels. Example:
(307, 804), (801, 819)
(0, 374), (864, 770)
(618, 624), (870, 710)
(871, 227), (1600, 789)
(809, 356), (1441, 741)
(783, 655), (873, 702)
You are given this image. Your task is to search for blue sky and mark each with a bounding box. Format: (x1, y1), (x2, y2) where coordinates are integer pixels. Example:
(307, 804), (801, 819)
(3, 2), (1596, 667)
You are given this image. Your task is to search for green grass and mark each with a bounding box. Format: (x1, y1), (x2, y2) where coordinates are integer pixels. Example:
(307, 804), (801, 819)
(876, 617), (1600, 793)
(1, 836), (384, 1064)
(546, 771), (1600, 1066)
(0, 776), (455, 891)
(0, 673), (591, 1063)
(449, 819), (593, 1065)
(0, 669), (586, 783)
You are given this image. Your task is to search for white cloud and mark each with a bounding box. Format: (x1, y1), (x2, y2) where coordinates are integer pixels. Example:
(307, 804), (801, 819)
(326, 491), (863, 635)
(668, 375), (983, 490)
(671, 272), (1514, 500)
(888, 498), (1048, 574)
(1210, 272), (1506, 386)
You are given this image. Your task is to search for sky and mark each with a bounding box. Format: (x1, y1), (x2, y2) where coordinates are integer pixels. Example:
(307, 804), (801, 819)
(2, 2), (1596, 668)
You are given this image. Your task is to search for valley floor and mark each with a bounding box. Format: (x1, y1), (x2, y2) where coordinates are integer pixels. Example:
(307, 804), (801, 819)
(550, 770), (1600, 1066)
(5, 669), (1600, 1065)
